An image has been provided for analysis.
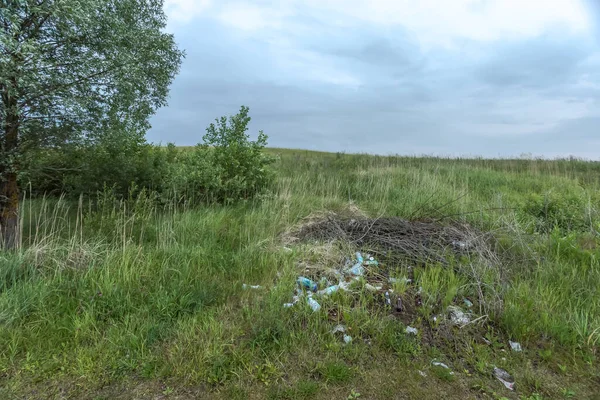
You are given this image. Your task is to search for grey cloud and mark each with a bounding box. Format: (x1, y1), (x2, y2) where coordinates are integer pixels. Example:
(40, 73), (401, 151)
(476, 35), (591, 89)
(150, 12), (600, 158)
(150, 73), (600, 157)
(542, 116), (600, 142)
(307, 27), (426, 85)
(150, 76), (457, 151)
(476, 116), (600, 158)
(330, 37), (420, 67)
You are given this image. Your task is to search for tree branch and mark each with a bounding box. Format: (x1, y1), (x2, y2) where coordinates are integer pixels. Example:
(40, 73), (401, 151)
(20, 66), (120, 108)
(19, 0), (50, 39)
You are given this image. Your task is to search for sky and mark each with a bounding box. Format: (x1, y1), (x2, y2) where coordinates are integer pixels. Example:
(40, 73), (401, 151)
(148, 0), (600, 158)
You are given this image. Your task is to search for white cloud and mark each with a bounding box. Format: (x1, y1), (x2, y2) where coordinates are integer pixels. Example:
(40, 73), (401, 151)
(216, 2), (295, 31)
(186, 0), (592, 48)
(165, 0), (211, 23)
(307, 0), (591, 47)
(199, 0), (593, 87)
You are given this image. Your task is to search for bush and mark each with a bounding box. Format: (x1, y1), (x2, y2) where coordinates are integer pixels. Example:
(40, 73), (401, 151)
(171, 106), (276, 204)
(20, 132), (171, 198)
(20, 106), (275, 206)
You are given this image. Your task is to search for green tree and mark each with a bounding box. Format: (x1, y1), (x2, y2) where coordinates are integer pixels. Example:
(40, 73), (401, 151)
(201, 106), (275, 203)
(0, 0), (183, 249)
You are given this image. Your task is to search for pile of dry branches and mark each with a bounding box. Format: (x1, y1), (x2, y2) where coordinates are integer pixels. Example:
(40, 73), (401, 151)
(291, 216), (494, 266)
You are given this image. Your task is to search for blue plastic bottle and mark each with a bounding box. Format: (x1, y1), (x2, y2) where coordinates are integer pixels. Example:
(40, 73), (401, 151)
(297, 276), (318, 292)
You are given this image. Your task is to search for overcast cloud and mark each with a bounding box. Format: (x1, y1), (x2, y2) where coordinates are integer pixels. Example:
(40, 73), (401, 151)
(149, 0), (600, 158)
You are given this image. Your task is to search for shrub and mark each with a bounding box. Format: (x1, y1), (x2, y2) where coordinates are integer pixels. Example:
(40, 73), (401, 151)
(172, 106), (276, 204)
(20, 106), (275, 206)
(20, 132), (171, 199)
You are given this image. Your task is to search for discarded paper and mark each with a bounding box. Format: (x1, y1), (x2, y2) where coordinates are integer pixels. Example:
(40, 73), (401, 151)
(509, 341), (522, 352)
(493, 367), (515, 391)
(406, 326), (418, 335)
(448, 306), (471, 326)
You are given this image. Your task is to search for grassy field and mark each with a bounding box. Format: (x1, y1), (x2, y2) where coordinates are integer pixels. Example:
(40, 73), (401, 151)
(1, 149), (600, 399)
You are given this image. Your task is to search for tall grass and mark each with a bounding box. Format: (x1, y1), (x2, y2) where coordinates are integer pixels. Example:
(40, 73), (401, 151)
(1, 150), (599, 399)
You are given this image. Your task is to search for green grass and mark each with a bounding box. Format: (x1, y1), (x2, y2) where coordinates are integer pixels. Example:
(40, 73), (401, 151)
(1, 150), (600, 399)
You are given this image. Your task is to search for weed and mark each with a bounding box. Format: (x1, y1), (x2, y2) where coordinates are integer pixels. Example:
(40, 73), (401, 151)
(431, 364), (455, 382)
(347, 389), (362, 399)
(315, 360), (353, 384)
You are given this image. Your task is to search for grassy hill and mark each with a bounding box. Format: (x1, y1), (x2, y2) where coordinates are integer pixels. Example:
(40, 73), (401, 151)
(1, 150), (600, 399)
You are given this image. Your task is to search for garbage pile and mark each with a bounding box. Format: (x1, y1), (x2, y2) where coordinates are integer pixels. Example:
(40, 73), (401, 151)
(275, 212), (522, 392)
(281, 213), (504, 317)
(283, 251), (386, 313)
(283, 250), (478, 328)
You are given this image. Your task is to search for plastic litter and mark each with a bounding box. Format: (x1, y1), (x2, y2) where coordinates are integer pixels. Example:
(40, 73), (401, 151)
(283, 295), (301, 308)
(463, 298), (473, 308)
(332, 269), (344, 280)
(452, 240), (468, 250)
(355, 252), (364, 263)
(396, 297), (403, 312)
(418, 370), (427, 377)
(297, 276), (318, 292)
(509, 341), (522, 352)
(432, 361), (454, 374)
(406, 326), (418, 335)
(317, 284), (340, 296)
(331, 324), (352, 344)
(348, 262), (364, 276)
(365, 283), (382, 292)
(448, 306), (471, 326)
(348, 252), (366, 276)
(384, 291), (391, 306)
(242, 284), (262, 290)
(493, 367), (515, 391)
(389, 277), (412, 284)
(307, 296), (321, 312)
(291, 250), (382, 312)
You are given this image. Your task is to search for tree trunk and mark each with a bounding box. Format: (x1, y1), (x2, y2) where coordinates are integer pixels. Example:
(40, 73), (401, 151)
(0, 170), (19, 250)
(0, 95), (20, 250)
